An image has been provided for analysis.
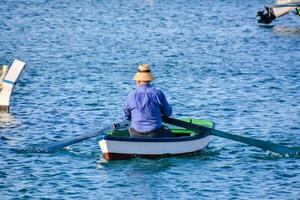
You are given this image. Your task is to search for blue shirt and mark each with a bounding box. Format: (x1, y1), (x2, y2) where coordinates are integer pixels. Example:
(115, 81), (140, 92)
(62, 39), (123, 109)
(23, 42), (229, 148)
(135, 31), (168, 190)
(123, 84), (172, 132)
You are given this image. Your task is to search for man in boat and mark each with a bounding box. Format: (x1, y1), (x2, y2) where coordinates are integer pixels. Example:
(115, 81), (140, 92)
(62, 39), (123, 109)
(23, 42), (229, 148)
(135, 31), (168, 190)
(123, 64), (173, 138)
(257, 0), (300, 24)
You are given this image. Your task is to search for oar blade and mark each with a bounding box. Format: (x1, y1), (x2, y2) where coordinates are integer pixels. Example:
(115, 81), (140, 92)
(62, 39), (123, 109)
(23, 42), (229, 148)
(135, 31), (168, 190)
(26, 123), (122, 153)
(210, 129), (299, 155)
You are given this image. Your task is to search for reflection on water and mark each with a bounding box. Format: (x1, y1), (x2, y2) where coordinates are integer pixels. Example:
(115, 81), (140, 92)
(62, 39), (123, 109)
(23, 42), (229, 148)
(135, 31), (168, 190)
(258, 24), (300, 36)
(98, 157), (174, 171)
(0, 113), (20, 129)
(273, 26), (300, 36)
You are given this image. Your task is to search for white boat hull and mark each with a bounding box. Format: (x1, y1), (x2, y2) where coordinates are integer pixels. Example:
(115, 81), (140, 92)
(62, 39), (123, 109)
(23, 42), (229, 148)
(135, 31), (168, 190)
(99, 135), (211, 160)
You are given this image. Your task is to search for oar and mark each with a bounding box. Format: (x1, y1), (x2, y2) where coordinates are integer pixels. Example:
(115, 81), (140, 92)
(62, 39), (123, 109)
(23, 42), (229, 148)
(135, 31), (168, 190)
(163, 117), (300, 155)
(271, 2), (300, 8)
(29, 120), (128, 153)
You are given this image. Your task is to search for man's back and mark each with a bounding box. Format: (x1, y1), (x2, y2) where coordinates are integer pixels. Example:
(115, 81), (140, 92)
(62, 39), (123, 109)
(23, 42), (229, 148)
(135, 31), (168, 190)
(124, 84), (172, 132)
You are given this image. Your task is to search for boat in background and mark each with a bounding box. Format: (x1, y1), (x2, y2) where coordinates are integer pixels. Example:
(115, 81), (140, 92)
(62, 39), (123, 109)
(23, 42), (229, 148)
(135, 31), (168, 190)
(99, 118), (214, 161)
(257, 0), (300, 24)
(0, 59), (25, 113)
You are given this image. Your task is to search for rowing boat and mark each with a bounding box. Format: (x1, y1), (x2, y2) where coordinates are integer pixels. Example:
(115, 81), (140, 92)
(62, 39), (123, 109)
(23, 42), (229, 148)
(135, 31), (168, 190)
(99, 118), (214, 160)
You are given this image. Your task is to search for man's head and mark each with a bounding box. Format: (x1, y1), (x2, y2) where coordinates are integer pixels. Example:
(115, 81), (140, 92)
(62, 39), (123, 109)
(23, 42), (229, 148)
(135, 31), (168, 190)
(133, 64), (154, 85)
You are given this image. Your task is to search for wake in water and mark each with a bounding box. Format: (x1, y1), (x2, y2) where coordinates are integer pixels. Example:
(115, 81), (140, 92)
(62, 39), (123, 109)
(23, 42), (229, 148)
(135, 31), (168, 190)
(250, 150), (300, 160)
(12, 144), (72, 154)
(14, 141), (300, 158)
(266, 150), (300, 158)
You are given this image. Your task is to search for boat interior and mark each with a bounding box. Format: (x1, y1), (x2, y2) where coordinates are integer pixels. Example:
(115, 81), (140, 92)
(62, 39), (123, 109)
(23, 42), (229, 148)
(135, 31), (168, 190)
(107, 127), (197, 137)
(107, 118), (214, 138)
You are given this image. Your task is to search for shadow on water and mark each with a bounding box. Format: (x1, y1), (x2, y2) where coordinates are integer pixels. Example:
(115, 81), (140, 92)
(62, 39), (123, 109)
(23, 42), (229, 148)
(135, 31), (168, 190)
(258, 24), (275, 29)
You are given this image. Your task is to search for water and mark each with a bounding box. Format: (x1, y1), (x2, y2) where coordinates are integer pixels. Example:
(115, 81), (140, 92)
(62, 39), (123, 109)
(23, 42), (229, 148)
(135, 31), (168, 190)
(0, 0), (300, 199)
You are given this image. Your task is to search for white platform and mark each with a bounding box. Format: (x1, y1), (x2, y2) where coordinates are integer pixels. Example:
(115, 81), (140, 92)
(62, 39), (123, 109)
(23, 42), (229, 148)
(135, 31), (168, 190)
(0, 59), (25, 112)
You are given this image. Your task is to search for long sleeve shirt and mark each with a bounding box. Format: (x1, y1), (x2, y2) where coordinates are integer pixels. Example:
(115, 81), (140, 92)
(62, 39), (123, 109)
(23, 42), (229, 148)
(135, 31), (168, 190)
(123, 84), (172, 132)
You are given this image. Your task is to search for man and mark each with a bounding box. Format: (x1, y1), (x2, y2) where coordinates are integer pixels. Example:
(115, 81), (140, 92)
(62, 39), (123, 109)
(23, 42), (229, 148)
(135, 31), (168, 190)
(123, 64), (172, 138)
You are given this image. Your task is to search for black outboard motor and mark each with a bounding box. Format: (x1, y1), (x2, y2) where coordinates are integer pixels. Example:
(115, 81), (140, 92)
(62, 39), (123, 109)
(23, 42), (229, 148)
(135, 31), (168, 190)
(257, 6), (276, 24)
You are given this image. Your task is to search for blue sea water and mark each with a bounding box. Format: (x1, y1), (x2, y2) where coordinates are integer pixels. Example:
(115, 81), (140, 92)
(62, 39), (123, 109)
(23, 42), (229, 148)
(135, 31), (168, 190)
(0, 0), (300, 199)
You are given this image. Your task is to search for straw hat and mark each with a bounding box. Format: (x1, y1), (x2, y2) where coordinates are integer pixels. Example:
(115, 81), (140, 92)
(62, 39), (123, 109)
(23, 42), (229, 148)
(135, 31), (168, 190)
(133, 64), (154, 81)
